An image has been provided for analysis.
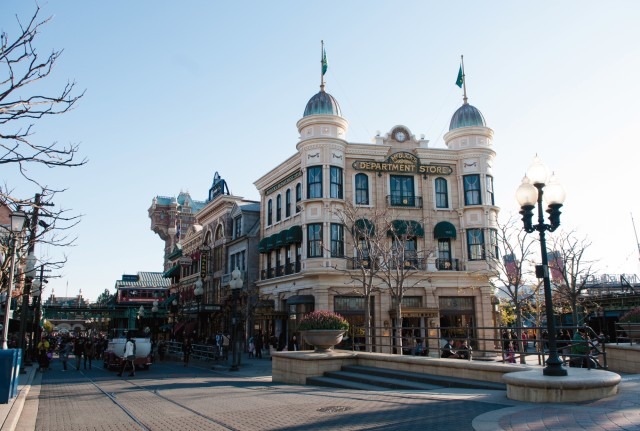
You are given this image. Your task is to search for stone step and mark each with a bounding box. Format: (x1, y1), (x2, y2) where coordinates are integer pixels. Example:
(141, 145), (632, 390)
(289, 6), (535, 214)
(306, 375), (388, 391)
(322, 370), (442, 390)
(341, 365), (507, 391)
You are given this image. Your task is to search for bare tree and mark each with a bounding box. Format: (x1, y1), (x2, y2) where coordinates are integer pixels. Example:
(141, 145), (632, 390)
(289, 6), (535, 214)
(332, 202), (387, 352)
(548, 230), (598, 326)
(488, 215), (540, 361)
(374, 216), (433, 355)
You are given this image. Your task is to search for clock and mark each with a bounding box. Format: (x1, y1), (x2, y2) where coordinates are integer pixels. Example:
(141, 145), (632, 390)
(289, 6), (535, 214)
(395, 130), (407, 142)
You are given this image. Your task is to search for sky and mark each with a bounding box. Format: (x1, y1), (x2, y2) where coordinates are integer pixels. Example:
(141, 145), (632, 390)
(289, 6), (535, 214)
(2, 1), (640, 301)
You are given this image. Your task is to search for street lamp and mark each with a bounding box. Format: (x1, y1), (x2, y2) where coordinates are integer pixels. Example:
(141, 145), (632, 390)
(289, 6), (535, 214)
(151, 299), (159, 341)
(1, 208), (28, 350)
(137, 305), (145, 335)
(229, 267), (243, 371)
(516, 155), (567, 377)
(171, 299), (178, 339)
(194, 278), (204, 341)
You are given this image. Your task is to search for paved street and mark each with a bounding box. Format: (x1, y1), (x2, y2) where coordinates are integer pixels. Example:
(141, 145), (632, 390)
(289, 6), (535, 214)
(8, 355), (640, 430)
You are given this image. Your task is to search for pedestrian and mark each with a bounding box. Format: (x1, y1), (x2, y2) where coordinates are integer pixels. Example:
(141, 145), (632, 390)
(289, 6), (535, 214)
(455, 340), (472, 360)
(254, 331), (263, 359)
(248, 337), (255, 358)
(84, 338), (94, 370)
(505, 342), (516, 363)
(158, 340), (167, 362)
(37, 336), (50, 372)
(288, 335), (299, 352)
(60, 338), (72, 371)
(182, 338), (193, 367)
(73, 337), (84, 371)
(441, 339), (456, 358)
(117, 335), (136, 377)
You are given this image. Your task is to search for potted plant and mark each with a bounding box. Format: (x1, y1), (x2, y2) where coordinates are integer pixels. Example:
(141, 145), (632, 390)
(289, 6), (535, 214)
(297, 310), (349, 352)
(618, 307), (640, 341)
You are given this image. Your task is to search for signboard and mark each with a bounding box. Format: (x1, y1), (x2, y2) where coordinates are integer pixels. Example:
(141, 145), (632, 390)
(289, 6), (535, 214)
(200, 253), (208, 279)
(265, 170), (302, 196)
(121, 274), (139, 282)
(352, 151), (453, 175)
(178, 257), (193, 266)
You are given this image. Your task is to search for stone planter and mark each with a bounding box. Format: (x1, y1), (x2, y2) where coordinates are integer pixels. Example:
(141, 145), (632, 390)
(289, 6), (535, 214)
(302, 330), (345, 352)
(618, 322), (640, 341)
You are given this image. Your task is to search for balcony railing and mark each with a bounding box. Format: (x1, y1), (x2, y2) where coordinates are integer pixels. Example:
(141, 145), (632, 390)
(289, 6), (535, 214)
(436, 258), (461, 271)
(261, 261), (302, 280)
(386, 195), (423, 208)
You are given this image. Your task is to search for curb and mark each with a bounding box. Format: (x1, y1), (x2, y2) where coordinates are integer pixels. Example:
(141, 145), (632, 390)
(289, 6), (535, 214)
(2, 366), (37, 431)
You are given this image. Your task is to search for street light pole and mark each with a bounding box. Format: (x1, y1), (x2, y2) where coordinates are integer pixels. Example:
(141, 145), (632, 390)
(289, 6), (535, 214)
(229, 267), (243, 372)
(151, 300), (159, 341)
(516, 155), (567, 377)
(1, 208), (27, 350)
(194, 278), (204, 341)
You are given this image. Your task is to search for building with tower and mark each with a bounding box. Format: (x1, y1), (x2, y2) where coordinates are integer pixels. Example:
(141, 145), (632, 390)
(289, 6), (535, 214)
(254, 56), (499, 355)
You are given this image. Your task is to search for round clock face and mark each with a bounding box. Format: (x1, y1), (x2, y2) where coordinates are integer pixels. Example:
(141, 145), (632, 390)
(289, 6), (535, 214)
(395, 131), (407, 142)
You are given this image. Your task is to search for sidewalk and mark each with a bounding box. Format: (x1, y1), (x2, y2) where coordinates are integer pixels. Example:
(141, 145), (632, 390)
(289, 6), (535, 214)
(0, 365), (37, 431)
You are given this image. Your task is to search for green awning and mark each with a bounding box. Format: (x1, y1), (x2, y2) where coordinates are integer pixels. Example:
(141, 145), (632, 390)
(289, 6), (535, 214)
(353, 218), (375, 236)
(161, 293), (178, 307)
(387, 220), (424, 237)
(258, 237), (270, 253)
(274, 231), (287, 248)
(266, 235), (277, 251)
(167, 247), (183, 261)
(434, 221), (457, 239)
(285, 225), (302, 244)
(162, 265), (180, 278)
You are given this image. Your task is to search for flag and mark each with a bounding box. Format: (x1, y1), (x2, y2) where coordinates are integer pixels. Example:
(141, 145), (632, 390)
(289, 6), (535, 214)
(456, 64), (464, 88)
(322, 48), (328, 76)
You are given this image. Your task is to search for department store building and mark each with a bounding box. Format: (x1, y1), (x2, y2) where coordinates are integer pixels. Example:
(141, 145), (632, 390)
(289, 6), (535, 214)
(254, 76), (500, 354)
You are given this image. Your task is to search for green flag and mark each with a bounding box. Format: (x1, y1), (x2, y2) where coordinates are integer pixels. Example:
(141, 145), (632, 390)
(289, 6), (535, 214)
(322, 48), (328, 76)
(456, 65), (464, 88)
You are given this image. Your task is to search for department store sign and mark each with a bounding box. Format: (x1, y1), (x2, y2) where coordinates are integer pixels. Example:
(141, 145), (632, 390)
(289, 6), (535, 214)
(265, 170), (302, 195)
(352, 152), (453, 175)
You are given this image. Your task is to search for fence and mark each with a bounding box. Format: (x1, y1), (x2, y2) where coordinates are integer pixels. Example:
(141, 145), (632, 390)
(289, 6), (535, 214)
(341, 324), (607, 370)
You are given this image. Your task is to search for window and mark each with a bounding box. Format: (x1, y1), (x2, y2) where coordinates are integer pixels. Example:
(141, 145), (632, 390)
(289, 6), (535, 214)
(295, 183), (302, 213)
(307, 223), (323, 258)
(392, 237), (417, 267)
(275, 249), (282, 276)
(267, 199), (272, 225)
(390, 175), (415, 206)
(230, 250), (246, 271)
(330, 166), (343, 199)
(463, 174), (482, 205)
(285, 189), (291, 218)
(276, 194), (282, 222)
(234, 216), (242, 239)
(437, 239), (452, 270)
(486, 175), (495, 206)
(307, 166), (322, 199)
(467, 228), (485, 260)
(355, 173), (369, 205)
(330, 223), (344, 257)
(435, 177), (448, 208)
(488, 228), (498, 259)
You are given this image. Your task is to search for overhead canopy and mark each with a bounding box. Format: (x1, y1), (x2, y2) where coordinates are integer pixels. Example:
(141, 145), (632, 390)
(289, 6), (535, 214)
(285, 225), (302, 244)
(161, 292), (178, 307)
(275, 231), (287, 248)
(353, 218), (375, 236)
(162, 265), (180, 278)
(433, 221), (457, 239)
(266, 235), (277, 251)
(388, 220), (424, 237)
(258, 237), (270, 253)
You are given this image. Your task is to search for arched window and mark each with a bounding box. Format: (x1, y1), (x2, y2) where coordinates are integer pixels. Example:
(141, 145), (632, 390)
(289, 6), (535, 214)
(435, 177), (448, 208)
(355, 173), (369, 205)
(267, 199), (272, 225)
(295, 183), (302, 213)
(276, 194), (282, 222)
(285, 189), (291, 218)
(307, 166), (322, 199)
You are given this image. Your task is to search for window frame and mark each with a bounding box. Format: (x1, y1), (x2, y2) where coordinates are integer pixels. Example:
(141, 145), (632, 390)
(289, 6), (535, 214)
(466, 228), (485, 261)
(486, 175), (495, 206)
(330, 223), (345, 257)
(355, 173), (369, 205)
(267, 199), (272, 225)
(307, 223), (323, 258)
(285, 189), (291, 218)
(330, 166), (343, 199)
(276, 194), (282, 222)
(463, 174), (482, 206)
(390, 175), (415, 207)
(307, 166), (322, 199)
(435, 177), (449, 209)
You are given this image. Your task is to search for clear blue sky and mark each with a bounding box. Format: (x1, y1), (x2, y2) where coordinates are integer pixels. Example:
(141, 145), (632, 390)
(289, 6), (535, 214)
(2, 1), (639, 301)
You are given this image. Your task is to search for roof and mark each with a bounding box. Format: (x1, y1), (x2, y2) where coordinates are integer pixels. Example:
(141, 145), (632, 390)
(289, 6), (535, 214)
(449, 103), (486, 130)
(303, 90), (342, 117)
(115, 272), (171, 288)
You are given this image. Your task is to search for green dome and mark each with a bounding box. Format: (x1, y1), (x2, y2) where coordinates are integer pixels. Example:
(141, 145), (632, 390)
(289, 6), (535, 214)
(303, 90), (342, 117)
(449, 103), (486, 130)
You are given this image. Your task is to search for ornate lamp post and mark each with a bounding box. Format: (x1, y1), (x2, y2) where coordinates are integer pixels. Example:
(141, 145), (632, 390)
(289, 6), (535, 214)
(1, 208), (27, 350)
(137, 305), (145, 335)
(193, 278), (204, 341)
(516, 155), (567, 377)
(229, 267), (243, 371)
(171, 299), (178, 339)
(151, 300), (159, 341)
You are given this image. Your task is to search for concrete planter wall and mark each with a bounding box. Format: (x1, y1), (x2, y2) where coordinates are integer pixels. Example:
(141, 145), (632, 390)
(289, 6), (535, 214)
(606, 343), (640, 374)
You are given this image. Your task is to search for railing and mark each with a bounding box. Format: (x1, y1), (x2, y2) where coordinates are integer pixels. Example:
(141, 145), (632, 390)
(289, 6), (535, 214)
(386, 195), (423, 208)
(261, 262), (302, 280)
(337, 324), (607, 370)
(435, 258), (461, 271)
(165, 340), (230, 361)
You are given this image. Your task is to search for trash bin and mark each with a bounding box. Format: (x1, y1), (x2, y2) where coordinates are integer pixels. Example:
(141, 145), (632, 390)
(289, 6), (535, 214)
(0, 349), (20, 404)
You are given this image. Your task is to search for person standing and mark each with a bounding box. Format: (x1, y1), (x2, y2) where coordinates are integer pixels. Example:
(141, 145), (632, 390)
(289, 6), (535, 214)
(60, 338), (72, 371)
(254, 332), (263, 359)
(117, 335), (136, 377)
(73, 337), (84, 371)
(288, 335), (299, 352)
(182, 338), (193, 367)
(84, 338), (94, 370)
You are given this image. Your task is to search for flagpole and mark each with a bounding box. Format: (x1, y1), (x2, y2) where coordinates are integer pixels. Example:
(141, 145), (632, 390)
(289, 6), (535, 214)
(461, 54), (468, 104)
(321, 40), (325, 91)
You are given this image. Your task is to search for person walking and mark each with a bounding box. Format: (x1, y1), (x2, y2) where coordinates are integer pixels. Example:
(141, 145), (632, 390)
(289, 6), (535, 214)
(73, 337), (84, 371)
(117, 335), (136, 377)
(60, 338), (72, 371)
(254, 332), (263, 359)
(84, 338), (95, 370)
